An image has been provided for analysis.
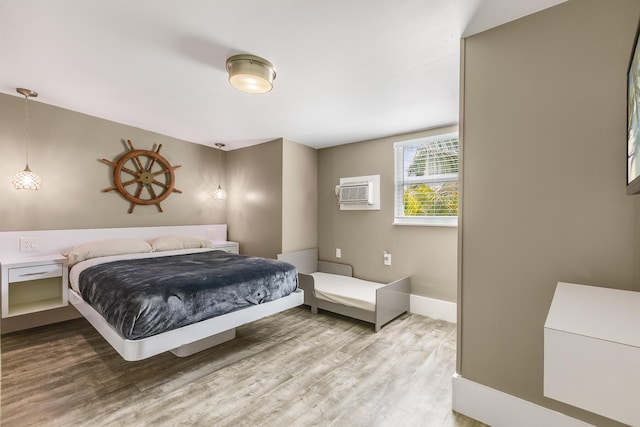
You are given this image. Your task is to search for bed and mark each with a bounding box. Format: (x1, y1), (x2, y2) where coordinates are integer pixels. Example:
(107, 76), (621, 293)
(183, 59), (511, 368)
(278, 248), (410, 331)
(0, 225), (303, 361)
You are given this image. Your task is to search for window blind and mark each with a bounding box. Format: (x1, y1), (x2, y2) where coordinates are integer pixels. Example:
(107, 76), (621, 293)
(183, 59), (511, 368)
(394, 133), (459, 225)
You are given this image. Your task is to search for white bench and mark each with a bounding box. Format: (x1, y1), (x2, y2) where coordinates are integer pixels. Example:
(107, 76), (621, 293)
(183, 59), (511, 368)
(278, 248), (410, 332)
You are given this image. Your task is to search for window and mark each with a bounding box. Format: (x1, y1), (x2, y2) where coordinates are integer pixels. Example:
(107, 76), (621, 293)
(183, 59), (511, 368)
(394, 132), (459, 226)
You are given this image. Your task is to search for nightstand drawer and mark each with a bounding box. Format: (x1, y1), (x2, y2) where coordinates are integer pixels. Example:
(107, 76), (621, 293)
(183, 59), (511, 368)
(212, 241), (239, 254)
(9, 264), (63, 283)
(2, 255), (69, 318)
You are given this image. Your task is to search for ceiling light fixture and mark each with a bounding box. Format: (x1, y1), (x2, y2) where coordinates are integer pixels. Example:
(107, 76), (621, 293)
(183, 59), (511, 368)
(226, 54), (276, 94)
(12, 88), (42, 190)
(213, 143), (227, 200)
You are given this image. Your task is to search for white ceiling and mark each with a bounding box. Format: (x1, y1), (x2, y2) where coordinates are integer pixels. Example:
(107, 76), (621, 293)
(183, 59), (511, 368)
(0, 0), (566, 150)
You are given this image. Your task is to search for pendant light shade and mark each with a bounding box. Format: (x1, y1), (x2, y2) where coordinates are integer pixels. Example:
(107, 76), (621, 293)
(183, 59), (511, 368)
(213, 185), (227, 200)
(13, 88), (42, 190)
(226, 54), (276, 94)
(214, 143), (226, 200)
(12, 165), (42, 190)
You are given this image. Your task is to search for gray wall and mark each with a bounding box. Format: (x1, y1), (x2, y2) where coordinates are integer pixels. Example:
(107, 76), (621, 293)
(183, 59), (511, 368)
(227, 138), (319, 258)
(227, 139), (284, 259)
(318, 126), (458, 301)
(0, 93), (226, 333)
(0, 93), (226, 230)
(0, 95), (319, 331)
(460, 1), (640, 425)
(282, 139), (318, 253)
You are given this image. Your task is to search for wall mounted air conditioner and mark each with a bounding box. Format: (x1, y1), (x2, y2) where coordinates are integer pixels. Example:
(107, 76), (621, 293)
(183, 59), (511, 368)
(336, 175), (380, 211)
(337, 181), (374, 205)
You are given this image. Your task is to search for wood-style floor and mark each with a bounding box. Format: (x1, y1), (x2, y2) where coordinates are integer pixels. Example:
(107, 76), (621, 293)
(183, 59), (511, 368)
(1, 307), (487, 427)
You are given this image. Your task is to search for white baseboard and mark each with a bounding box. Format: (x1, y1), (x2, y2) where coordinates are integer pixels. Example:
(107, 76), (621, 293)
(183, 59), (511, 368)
(410, 294), (457, 323)
(452, 374), (593, 427)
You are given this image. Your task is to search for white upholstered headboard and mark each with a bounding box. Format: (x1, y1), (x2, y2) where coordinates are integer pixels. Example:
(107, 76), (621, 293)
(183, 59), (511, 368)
(0, 224), (227, 259)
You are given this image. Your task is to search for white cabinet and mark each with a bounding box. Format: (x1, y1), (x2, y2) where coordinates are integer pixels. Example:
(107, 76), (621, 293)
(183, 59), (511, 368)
(1, 255), (68, 318)
(544, 282), (640, 426)
(212, 241), (239, 254)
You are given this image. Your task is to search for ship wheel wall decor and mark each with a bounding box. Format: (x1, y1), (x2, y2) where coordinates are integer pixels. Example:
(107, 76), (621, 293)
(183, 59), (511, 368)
(101, 140), (182, 213)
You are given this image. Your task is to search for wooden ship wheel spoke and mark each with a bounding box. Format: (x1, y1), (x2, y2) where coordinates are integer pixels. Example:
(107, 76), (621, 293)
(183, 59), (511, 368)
(120, 165), (139, 177)
(101, 140), (182, 213)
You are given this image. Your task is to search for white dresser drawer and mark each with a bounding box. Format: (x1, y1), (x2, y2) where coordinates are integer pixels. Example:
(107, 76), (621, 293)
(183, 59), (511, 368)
(9, 264), (63, 283)
(212, 241), (239, 254)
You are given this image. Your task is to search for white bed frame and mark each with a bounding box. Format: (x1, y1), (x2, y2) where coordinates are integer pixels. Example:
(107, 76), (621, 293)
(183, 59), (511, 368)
(0, 225), (303, 361)
(69, 288), (303, 361)
(278, 248), (410, 332)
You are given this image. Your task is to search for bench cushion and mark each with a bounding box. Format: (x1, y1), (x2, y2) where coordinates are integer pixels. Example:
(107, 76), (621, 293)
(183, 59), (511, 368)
(311, 272), (385, 312)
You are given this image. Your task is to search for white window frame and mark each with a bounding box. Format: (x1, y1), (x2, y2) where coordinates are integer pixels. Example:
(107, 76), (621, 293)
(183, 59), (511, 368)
(393, 132), (459, 227)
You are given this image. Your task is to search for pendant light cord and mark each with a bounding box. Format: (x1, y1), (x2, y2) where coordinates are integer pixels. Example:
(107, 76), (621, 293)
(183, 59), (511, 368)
(24, 93), (30, 167)
(214, 143), (225, 188)
(218, 148), (221, 186)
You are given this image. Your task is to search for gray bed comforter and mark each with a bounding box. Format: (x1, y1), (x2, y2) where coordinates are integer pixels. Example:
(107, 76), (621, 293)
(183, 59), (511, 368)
(78, 251), (298, 340)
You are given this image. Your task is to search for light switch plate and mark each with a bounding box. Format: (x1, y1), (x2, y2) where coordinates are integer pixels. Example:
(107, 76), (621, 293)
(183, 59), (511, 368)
(19, 237), (40, 252)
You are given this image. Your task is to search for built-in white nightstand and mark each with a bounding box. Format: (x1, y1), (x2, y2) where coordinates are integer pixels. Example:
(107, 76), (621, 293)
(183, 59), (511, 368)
(1, 255), (69, 318)
(211, 241), (239, 254)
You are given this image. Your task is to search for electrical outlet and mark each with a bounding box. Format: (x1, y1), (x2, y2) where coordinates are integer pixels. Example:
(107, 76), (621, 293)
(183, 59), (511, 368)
(335, 248), (342, 258)
(383, 251), (391, 266)
(19, 237), (40, 252)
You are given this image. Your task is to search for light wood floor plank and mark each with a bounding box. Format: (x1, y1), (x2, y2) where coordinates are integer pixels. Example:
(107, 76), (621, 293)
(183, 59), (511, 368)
(1, 307), (487, 427)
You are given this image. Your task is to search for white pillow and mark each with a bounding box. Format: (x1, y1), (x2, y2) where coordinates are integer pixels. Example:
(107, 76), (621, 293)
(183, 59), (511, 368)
(65, 239), (152, 267)
(148, 234), (212, 252)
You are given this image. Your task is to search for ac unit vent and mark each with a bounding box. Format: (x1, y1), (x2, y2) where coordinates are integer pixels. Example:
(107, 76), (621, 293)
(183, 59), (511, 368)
(338, 181), (374, 205)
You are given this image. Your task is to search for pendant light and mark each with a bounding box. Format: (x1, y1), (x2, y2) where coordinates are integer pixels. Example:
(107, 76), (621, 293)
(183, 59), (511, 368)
(213, 143), (227, 200)
(226, 54), (276, 94)
(12, 88), (42, 190)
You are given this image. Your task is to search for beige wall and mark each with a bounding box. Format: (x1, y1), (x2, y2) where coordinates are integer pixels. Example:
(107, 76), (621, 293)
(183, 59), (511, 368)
(227, 138), (318, 258)
(0, 93), (226, 333)
(282, 139), (318, 253)
(318, 126), (458, 301)
(227, 139), (284, 258)
(460, 1), (640, 425)
(0, 93), (226, 231)
(1, 94), (318, 330)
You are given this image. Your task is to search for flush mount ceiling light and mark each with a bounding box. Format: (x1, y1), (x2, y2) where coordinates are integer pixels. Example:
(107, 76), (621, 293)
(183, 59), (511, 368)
(12, 88), (42, 190)
(226, 54), (276, 94)
(213, 143), (227, 200)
